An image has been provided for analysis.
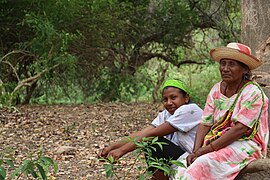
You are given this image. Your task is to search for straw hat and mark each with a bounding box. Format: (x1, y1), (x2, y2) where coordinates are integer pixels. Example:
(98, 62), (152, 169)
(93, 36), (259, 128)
(210, 42), (262, 70)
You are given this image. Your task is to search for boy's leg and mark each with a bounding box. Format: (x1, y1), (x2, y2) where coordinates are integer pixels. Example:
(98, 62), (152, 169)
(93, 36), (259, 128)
(145, 137), (185, 179)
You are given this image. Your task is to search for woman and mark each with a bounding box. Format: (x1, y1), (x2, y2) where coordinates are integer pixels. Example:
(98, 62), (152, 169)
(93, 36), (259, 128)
(174, 42), (269, 179)
(98, 79), (203, 179)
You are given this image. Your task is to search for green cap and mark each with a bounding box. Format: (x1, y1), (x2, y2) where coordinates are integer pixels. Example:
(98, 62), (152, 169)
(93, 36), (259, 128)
(162, 79), (191, 96)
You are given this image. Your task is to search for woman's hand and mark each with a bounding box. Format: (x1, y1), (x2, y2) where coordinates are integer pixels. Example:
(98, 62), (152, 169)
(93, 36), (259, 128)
(187, 144), (215, 166)
(186, 152), (197, 167)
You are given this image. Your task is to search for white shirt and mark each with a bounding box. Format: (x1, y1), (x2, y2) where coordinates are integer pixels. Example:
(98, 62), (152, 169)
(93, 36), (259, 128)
(151, 103), (203, 153)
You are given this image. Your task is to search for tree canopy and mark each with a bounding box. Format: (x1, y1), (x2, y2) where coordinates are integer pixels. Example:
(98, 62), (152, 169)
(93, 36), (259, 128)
(0, 0), (240, 105)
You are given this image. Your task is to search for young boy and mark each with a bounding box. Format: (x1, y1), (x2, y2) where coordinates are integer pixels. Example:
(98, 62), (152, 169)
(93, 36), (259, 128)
(99, 79), (203, 179)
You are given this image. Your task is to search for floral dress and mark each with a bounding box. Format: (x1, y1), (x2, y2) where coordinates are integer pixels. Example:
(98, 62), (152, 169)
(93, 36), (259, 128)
(174, 81), (269, 180)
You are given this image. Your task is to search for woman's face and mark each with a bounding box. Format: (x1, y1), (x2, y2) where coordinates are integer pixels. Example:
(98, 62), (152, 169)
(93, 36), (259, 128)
(219, 59), (248, 83)
(162, 87), (189, 115)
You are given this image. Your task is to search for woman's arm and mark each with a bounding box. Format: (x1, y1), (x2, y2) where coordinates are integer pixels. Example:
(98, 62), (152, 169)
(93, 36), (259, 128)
(186, 124), (211, 166)
(191, 84), (216, 153)
(187, 122), (249, 166)
(192, 124), (211, 152)
(196, 122), (249, 156)
(106, 122), (177, 160)
(196, 84), (264, 156)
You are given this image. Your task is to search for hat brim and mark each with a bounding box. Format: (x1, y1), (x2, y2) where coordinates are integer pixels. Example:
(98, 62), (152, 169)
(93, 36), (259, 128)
(210, 47), (262, 70)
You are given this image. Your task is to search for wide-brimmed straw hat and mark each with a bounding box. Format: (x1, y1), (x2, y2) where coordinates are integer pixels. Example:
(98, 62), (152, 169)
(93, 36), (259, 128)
(210, 42), (262, 70)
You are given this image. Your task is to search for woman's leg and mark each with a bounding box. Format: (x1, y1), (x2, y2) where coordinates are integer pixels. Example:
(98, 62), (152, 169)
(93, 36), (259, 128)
(174, 140), (261, 180)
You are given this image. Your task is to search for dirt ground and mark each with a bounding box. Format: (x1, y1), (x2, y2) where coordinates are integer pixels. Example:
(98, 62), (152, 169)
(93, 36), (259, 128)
(0, 103), (270, 180)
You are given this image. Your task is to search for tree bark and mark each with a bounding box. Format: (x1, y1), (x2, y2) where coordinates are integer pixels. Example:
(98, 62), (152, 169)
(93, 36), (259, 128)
(240, 0), (270, 178)
(23, 81), (37, 104)
(152, 63), (169, 103)
(241, 0), (270, 131)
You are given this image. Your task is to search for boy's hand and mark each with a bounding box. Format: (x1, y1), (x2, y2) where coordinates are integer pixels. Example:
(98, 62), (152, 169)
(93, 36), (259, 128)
(98, 146), (111, 158)
(107, 148), (125, 160)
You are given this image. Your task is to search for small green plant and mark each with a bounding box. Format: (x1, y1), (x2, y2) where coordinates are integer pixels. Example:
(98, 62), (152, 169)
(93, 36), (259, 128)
(99, 137), (186, 179)
(0, 92), (18, 110)
(0, 147), (15, 180)
(0, 147), (58, 180)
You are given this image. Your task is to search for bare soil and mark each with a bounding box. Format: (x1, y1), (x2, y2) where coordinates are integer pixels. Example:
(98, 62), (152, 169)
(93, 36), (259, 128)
(0, 103), (269, 179)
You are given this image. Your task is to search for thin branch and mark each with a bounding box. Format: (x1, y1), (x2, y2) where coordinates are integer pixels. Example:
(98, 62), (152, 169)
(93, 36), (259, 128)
(0, 50), (34, 63)
(177, 60), (205, 67)
(140, 52), (205, 67)
(2, 61), (20, 82)
(11, 64), (60, 95)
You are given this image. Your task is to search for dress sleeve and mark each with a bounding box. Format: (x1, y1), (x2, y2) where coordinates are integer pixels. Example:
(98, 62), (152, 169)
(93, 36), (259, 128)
(165, 104), (202, 132)
(201, 83), (219, 126)
(233, 84), (264, 128)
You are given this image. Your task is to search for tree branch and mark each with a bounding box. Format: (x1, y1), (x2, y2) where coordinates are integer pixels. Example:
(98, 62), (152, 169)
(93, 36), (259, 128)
(11, 64), (60, 95)
(2, 61), (20, 82)
(140, 52), (205, 67)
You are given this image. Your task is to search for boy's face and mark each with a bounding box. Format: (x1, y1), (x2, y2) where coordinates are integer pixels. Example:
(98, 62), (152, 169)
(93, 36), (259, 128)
(162, 87), (188, 115)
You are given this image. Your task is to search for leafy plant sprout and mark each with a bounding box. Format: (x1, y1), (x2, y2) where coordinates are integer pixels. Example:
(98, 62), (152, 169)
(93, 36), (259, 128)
(99, 136), (186, 179)
(0, 147), (58, 180)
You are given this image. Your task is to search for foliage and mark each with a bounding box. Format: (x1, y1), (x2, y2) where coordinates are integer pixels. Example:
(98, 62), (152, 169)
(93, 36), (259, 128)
(0, 0), (79, 105)
(99, 137), (186, 179)
(0, 0), (241, 104)
(0, 147), (58, 180)
(136, 59), (221, 107)
(166, 63), (221, 107)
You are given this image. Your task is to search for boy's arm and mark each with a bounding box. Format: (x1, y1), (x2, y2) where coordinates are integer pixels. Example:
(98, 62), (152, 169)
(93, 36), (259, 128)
(98, 125), (155, 158)
(106, 122), (177, 160)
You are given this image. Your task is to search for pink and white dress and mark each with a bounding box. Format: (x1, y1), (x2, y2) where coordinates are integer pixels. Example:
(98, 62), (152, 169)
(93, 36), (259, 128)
(174, 81), (269, 180)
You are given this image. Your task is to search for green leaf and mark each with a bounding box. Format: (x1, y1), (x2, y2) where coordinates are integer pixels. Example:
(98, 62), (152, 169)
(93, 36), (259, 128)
(134, 142), (144, 148)
(11, 159), (30, 178)
(170, 160), (186, 168)
(40, 157), (54, 165)
(0, 166), (6, 180)
(151, 136), (158, 143)
(104, 164), (113, 178)
(107, 156), (115, 163)
(155, 166), (170, 175)
(36, 164), (47, 180)
(4, 159), (14, 169)
(154, 141), (167, 151)
(24, 160), (33, 172)
(53, 162), (58, 173)
(29, 168), (38, 178)
(148, 161), (160, 166)
(25, 161), (35, 176)
(149, 146), (157, 152)
(139, 174), (145, 180)
(11, 166), (21, 178)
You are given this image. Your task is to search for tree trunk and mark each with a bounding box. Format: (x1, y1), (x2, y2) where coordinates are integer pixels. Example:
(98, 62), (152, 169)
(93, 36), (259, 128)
(152, 63), (169, 103)
(241, 0), (270, 98)
(23, 81), (37, 104)
(240, 0), (270, 178)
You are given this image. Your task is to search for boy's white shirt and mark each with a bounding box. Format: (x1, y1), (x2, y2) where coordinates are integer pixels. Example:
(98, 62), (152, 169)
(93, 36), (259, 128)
(151, 103), (203, 153)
